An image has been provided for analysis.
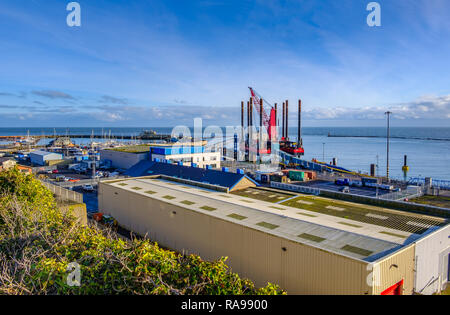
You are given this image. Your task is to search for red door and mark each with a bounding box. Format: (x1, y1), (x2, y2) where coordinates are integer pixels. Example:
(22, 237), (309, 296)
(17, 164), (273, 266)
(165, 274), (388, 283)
(381, 280), (404, 295)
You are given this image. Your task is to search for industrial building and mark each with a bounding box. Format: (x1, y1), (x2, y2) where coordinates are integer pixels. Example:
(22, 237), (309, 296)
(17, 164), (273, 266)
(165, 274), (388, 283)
(125, 161), (258, 192)
(100, 147), (149, 170)
(148, 141), (221, 169)
(101, 141), (221, 170)
(29, 150), (63, 166)
(99, 171), (449, 295)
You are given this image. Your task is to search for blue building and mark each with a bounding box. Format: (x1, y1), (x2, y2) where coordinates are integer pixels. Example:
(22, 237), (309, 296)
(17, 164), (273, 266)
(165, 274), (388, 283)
(29, 150), (63, 166)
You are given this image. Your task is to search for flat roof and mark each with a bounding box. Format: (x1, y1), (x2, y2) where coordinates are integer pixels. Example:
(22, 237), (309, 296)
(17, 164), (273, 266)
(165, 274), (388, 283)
(30, 150), (62, 156)
(103, 177), (446, 262)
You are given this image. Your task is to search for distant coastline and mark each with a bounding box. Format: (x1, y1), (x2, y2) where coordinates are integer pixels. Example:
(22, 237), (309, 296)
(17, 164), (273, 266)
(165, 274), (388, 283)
(327, 133), (450, 142)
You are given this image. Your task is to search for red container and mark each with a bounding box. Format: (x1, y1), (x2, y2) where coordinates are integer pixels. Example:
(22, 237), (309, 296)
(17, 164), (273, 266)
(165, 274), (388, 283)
(93, 213), (103, 222)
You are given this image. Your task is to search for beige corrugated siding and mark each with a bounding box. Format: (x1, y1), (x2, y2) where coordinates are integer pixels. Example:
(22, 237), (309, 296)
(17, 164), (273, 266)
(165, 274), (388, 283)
(99, 182), (375, 294)
(371, 245), (415, 295)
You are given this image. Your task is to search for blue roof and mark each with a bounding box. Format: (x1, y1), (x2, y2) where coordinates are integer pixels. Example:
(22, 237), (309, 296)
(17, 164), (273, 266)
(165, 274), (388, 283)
(125, 161), (258, 189)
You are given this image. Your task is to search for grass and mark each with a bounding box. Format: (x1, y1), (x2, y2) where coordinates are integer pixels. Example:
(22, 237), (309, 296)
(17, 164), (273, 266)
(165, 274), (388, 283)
(232, 188), (294, 203)
(240, 199), (254, 203)
(145, 190), (157, 195)
(131, 187), (142, 191)
(256, 222), (279, 230)
(200, 206), (216, 211)
(180, 200), (195, 205)
(118, 183), (128, 186)
(298, 233), (325, 243)
(410, 195), (450, 209)
(341, 245), (373, 257)
(163, 195), (176, 200)
(281, 195), (445, 235)
(227, 213), (247, 220)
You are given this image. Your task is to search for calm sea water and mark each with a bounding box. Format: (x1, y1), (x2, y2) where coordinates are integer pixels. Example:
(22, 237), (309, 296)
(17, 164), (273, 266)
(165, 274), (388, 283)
(1, 127), (449, 180)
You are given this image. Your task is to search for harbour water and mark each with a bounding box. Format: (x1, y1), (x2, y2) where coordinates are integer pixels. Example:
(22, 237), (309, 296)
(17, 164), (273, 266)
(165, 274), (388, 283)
(0, 127), (449, 181)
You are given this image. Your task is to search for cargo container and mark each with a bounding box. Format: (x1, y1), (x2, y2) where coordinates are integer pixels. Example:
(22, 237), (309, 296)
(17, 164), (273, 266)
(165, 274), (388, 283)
(288, 170), (305, 181)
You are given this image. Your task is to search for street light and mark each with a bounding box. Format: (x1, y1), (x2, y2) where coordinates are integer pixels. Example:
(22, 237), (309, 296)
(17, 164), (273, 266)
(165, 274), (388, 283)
(322, 142), (325, 162)
(385, 111), (392, 181)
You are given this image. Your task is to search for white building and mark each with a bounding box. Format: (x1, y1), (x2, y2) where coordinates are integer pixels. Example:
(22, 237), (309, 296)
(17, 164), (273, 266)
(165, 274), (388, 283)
(149, 141), (221, 169)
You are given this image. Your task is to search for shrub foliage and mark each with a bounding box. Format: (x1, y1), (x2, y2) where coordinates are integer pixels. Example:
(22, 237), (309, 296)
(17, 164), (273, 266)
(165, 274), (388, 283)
(0, 168), (285, 295)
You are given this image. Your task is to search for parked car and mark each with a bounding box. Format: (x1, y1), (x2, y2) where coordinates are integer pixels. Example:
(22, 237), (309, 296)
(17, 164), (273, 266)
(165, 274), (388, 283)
(55, 175), (66, 182)
(339, 186), (350, 193)
(52, 169), (59, 174)
(82, 184), (94, 192)
(68, 178), (80, 183)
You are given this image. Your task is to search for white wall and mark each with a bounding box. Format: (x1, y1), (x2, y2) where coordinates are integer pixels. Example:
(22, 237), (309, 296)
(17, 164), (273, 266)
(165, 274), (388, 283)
(414, 224), (450, 295)
(151, 152), (221, 168)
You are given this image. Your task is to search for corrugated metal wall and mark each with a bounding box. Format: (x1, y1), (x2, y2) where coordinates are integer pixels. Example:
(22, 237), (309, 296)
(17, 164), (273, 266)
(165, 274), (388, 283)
(414, 225), (450, 295)
(371, 245), (415, 295)
(99, 183), (383, 295)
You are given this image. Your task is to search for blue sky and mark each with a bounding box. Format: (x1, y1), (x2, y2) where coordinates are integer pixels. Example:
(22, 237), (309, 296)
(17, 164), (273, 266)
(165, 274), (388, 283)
(0, 0), (449, 127)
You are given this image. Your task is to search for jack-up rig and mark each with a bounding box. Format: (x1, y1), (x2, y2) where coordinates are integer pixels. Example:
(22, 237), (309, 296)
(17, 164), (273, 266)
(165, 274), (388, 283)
(241, 87), (304, 161)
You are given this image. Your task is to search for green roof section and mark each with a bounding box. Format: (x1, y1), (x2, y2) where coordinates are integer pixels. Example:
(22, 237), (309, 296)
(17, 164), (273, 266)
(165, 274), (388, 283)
(180, 200), (195, 205)
(256, 222), (279, 230)
(379, 231), (407, 239)
(108, 145), (151, 153)
(338, 222), (362, 228)
(227, 213), (247, 221)
(341, 245), (373, 257)
(200, 206), (217, 211)
(298, 233), (326, 243)
(163, 195), (176, 200)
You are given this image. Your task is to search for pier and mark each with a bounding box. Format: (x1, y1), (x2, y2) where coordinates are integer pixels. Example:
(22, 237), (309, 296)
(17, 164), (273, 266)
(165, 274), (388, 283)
(0, 134), (173, 141)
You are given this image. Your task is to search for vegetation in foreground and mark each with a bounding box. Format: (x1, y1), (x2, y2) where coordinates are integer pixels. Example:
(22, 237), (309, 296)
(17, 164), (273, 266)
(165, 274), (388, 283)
(0, 168), (285, 295)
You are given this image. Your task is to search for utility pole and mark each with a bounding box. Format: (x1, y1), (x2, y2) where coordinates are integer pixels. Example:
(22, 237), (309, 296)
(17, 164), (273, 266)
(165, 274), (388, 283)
(376, 155), (379, 198)
(385, 111), (392, 181)
(322, 142), (325, 162)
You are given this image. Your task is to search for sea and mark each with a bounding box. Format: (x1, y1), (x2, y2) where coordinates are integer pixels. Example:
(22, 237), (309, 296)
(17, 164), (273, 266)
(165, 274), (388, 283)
(0, 127), (449, 181)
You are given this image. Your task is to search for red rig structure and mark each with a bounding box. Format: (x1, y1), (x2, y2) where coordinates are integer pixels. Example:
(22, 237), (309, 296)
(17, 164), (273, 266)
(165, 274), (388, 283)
(242, 87), (304, 161)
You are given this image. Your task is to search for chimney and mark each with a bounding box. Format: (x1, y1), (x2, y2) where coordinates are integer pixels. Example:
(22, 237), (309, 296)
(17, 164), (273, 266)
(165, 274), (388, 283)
(298, 99), (302, 148)
(285, 100), (289, 140)
(282, 102), (285, 139)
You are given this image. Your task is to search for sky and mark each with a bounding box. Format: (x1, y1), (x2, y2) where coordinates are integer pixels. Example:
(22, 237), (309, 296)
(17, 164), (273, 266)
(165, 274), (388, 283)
(0, 0), (450, 127)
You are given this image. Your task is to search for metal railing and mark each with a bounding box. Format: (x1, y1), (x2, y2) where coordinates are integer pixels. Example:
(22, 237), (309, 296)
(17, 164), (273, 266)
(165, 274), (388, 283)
(379, 186), (424, 201)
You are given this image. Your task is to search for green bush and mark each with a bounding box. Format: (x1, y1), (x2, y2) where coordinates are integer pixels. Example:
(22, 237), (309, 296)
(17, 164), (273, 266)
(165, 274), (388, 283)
(0, 168), (285, 295)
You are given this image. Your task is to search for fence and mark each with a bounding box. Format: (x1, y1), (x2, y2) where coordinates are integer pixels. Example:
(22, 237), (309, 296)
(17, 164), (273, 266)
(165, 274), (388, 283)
(379, 186), (424, 201)
(270, 182), (320, 195)
(40, 180), (83, 204)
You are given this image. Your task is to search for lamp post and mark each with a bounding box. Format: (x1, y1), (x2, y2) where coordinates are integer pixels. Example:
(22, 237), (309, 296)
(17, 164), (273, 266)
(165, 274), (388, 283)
(385, 111), (392, 181)
(322, 142), (325, 162)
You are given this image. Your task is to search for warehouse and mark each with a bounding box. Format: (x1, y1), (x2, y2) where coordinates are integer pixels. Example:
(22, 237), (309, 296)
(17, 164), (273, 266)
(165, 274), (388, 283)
(100, 147), (149, 169)
(99, 175), (449, 295)
(125, 161), (257, 192)
(29, 150), (63, 166)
